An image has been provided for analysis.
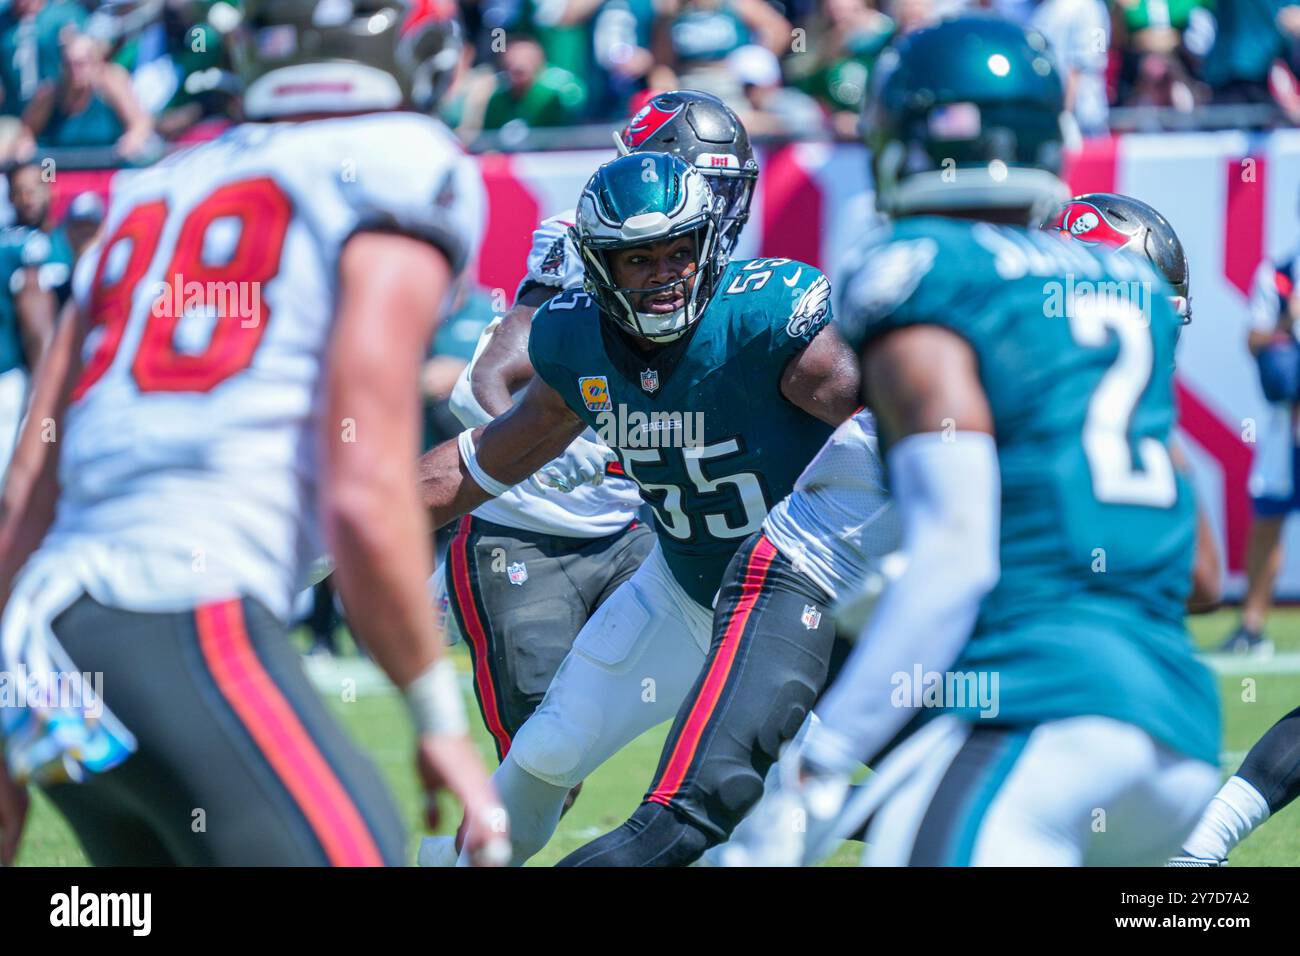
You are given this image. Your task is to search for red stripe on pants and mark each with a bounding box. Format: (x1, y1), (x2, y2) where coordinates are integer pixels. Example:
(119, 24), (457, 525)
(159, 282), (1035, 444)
(194, 599), (384, 866)
(647, 536), (778, 805)
(449, 516), (513, 758)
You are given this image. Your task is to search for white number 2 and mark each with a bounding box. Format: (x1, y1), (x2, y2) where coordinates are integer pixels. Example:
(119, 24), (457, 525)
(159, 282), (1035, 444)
(1068, 299), (1176, 508)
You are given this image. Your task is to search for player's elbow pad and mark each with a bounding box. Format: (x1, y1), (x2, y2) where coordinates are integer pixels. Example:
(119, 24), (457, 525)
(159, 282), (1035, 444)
(891, 430), (1001, 605)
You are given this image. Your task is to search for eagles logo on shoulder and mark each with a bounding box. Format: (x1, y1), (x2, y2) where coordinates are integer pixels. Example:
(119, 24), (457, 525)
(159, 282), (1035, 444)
(844, 238), (938, 322)
(787, 274), (832, 338)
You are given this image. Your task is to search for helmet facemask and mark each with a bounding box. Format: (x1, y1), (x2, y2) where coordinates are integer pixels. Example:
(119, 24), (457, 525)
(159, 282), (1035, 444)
(577, 215), (723, 343)
(704, 169), (756, 255)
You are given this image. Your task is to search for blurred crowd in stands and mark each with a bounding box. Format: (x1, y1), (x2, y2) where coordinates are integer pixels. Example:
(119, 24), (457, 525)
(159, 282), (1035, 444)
(0, 0), (1293, 161)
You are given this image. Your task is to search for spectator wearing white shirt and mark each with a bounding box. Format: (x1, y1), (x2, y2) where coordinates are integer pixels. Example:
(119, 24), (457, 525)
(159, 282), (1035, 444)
(1029, 0), (1110, 136)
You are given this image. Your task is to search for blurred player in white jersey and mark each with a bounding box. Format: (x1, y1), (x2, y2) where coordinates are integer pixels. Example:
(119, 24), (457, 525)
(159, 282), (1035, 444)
(0, 0), (506, 867)
(421, 91), (758, 862)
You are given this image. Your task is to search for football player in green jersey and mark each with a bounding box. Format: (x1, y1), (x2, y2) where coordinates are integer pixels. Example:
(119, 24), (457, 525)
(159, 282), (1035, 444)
(417, 151), (861, 864)
(1041, 190), (1223, 616)
(0, 172), (57, 483)
(737, 14), (1221, 867)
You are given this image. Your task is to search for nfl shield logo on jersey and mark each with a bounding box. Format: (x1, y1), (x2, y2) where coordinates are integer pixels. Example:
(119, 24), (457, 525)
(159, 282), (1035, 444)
(640, 368), (659, 393)
(507, 562), (528, 586)
(801, 604), (822, 630)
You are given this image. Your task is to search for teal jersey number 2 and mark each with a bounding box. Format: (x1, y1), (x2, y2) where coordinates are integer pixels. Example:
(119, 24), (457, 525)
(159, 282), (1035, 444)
(838, 217), (1219, 766)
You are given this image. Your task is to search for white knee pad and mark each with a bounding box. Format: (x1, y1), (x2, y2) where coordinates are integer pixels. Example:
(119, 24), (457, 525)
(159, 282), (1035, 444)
(508, 697), (603, 788)
(507, 555), (708, 788)
(508, 588), (657, 788)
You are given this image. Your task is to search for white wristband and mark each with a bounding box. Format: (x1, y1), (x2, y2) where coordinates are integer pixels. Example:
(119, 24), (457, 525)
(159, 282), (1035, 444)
(458, 428), (514, 498)
(404, 659), (468, 736)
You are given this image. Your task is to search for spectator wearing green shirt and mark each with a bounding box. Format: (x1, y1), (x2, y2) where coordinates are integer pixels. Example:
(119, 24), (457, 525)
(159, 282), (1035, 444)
(1112, 0), (1215, 110)
(110, 0), (242, 139)
(591, 0), (659, 119)
(788, 0), (895, 138)
(653, 0), (791, 102)
(5, 160), (96, 308)
(517, 0), (603, 88)
(0, 0), (86, 118)
(474, 33), (587, 134)
(0, 192), (56, 483)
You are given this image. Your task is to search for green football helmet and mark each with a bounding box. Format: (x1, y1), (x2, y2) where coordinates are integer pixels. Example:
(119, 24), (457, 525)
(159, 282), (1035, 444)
(573, 152), (726, 343)
(863, 14), (1072, 223)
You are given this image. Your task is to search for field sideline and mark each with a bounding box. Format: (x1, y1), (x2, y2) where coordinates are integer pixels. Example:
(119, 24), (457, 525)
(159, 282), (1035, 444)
(15, 608), (1300, 867)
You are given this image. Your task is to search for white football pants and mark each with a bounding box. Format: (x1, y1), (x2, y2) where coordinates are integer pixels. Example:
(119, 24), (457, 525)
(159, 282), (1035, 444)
(480, 543), (713, 865)
(859, 714), (1219, 866)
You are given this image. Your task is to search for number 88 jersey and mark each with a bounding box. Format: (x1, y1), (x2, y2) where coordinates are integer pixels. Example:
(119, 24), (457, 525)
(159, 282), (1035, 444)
(44, 112), (484, 622)
(837, 215), (1219, 766)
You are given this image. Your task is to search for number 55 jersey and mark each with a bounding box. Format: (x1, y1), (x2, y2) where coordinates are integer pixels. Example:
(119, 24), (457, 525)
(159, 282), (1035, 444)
(528, 257), (836, 608)
(41, 112), (485, 622)
(838, 216), (1219, 766)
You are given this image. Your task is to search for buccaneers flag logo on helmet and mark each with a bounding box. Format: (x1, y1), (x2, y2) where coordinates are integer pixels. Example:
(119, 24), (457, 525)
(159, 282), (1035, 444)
(1048, 200), (1135, 251)
(620, 101), (685, 149)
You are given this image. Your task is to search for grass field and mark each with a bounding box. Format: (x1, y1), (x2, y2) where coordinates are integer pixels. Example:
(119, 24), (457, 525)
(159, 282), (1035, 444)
(15, 608), (1300, 867)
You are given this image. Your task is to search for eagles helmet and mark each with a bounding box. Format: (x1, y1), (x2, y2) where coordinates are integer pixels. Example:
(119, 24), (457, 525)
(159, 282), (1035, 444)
(233, 0), (462, 119)
(1043, 193), (1192, 322)
(573, 152), (727, 343)
(863, 14), (1072, 223)
(614, 91), (758, 255)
